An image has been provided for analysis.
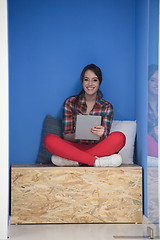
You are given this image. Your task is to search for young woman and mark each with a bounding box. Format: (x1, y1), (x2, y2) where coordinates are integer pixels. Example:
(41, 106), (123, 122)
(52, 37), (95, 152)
(44, 64), (126, 166)
(148, 64), (158, 157)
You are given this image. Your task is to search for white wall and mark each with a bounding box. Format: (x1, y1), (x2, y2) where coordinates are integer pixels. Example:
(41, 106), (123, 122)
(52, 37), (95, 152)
(0, 0), (9, 239)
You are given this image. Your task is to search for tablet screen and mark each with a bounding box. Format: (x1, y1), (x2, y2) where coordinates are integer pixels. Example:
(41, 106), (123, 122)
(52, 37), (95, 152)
(75, 115), (102, 140)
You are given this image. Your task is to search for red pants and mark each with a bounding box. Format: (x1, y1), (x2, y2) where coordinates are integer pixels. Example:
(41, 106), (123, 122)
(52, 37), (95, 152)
(44, 131), (126, 166)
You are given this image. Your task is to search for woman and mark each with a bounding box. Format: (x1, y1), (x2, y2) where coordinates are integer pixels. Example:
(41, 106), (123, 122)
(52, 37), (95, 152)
(148, 64), (158, 157)
(44, 64), (126, 166)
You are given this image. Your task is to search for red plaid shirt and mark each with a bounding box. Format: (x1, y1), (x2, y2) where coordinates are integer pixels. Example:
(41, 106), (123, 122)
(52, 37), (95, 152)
(63, 94), (114, 144)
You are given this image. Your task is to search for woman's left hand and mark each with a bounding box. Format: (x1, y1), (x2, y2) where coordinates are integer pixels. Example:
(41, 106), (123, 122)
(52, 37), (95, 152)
(91, 125), (105, 137)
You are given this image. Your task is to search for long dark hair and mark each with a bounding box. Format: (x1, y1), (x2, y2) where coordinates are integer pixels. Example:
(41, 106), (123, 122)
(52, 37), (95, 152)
(80, 64), (102, 84)
(148, 64), (158, 80)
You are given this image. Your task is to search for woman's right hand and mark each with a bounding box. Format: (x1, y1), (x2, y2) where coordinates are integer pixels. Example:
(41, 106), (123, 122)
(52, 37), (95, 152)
(90, 125), (105, 137)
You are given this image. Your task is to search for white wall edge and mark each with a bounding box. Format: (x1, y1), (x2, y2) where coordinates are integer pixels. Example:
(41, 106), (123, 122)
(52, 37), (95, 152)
(0, 231), (9, 240)
(0, 0), (9, 239)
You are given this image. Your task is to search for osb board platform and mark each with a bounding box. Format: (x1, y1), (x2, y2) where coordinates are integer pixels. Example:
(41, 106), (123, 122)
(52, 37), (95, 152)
(11, 164), (142, 224)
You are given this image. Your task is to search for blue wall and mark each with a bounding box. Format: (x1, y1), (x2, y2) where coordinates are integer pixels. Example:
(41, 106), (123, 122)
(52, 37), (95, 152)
(9, 0), (136, 164)
(8, 0), (154, 219)
(148, 0), (159, 64)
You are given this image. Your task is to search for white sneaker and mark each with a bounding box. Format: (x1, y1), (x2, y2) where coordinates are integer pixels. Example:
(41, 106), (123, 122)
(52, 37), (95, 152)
(51, 155), (79, 167)
(94, 154), (122, 167)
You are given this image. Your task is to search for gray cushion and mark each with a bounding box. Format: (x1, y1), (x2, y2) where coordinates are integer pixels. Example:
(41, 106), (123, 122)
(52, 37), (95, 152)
(37, 115), (62, 164)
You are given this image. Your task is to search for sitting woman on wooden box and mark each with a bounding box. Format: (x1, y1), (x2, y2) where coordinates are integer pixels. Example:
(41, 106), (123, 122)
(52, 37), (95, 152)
(44, 64), (126, 167)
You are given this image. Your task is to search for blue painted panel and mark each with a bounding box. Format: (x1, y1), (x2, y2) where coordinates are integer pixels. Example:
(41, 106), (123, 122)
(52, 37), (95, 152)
(135, 0), (149, 217)
(9, 0), (136, 164)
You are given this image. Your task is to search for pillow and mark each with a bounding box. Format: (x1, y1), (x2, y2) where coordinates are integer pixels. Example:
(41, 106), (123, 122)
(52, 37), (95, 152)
(37, 116), (136, 165)
(37, 115), (62, 164)
(110, 120), (137, 164)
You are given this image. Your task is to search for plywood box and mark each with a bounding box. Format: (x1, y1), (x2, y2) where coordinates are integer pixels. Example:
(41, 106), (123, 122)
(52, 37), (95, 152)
(11, 164), (142, 224)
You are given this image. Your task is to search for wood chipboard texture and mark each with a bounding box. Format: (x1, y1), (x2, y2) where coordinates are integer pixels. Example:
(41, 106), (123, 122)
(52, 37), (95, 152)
(11, 164), (142, 224)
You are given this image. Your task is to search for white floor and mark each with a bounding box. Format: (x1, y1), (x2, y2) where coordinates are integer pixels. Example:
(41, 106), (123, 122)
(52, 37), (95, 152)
(9, 223), (148, 240)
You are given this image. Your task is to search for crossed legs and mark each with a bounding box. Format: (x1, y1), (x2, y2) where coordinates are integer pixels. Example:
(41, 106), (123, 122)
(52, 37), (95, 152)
(44, 131), (126, 166)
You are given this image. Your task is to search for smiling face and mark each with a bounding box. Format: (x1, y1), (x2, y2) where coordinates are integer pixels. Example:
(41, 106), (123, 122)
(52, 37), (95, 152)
(149, 71), (158, 96)
(82, 70), (100, 97)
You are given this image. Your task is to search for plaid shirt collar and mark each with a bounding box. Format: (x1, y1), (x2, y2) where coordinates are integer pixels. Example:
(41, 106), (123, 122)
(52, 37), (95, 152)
(78, 94), (102, 106)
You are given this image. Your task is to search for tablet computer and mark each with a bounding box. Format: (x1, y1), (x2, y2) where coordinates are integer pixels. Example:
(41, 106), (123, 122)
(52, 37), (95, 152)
(75, 115), (102, 140)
